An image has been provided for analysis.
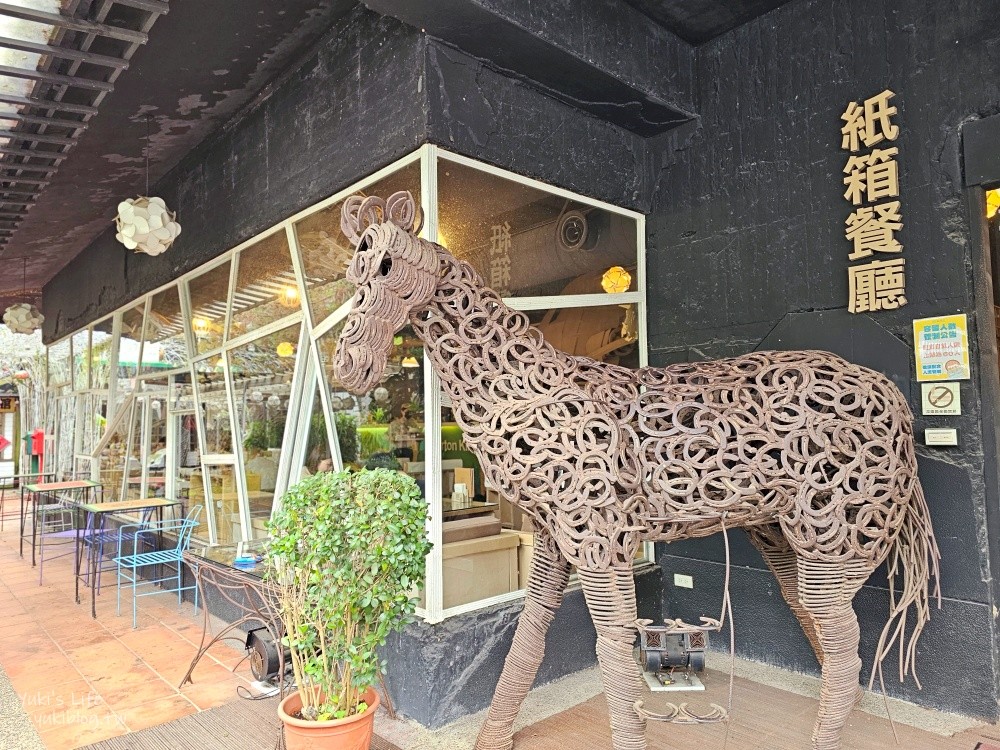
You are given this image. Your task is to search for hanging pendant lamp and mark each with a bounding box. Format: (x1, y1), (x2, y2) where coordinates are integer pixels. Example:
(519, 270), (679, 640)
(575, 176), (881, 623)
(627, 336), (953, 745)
(115, 115), (181, 256)
(3, 258), (44, 334)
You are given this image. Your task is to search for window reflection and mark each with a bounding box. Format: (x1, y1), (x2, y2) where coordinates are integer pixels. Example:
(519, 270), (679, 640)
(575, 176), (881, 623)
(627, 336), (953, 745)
(229, 230), (298, 339)
(295, 162), (421, 327)
(229, 322), (301, 540)
(141, 286), (188, 373)
(188, 261), (231, 355)
(318, 321), (425, 479)
(437, 159), (638, 297)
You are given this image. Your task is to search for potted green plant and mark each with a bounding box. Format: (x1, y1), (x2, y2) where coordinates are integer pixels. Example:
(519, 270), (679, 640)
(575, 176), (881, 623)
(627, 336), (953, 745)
(267, 468), (431, 750)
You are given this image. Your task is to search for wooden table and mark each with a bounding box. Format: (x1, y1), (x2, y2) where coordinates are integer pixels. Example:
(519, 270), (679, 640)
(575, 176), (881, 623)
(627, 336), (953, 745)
(73, 497), (182, 618)
(20, 480), (102, 565)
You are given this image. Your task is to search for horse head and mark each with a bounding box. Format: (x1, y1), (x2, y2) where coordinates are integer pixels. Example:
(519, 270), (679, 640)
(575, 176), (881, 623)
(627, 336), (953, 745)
(334, 191), (438, 393)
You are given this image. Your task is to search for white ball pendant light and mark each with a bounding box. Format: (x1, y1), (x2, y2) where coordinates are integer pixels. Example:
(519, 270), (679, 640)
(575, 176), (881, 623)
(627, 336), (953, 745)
(114, 116), (181, 257)
(3, 259), (44, 335)
(116, 196), (181, 256)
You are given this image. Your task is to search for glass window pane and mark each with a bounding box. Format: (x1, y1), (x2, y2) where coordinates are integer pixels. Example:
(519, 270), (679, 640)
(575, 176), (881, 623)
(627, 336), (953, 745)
(123, 401), (144, 500)
(229, 322), (301, 540)
(57, 397), (75, 478)
(188, 261), (231, 355)
(299, 382), (333, 481)
(117, 303), (146, 403)
(72, 330), (89, 391)
(194, 366), (232, 454)
(142, 285), (189, 372)
(48, 339), (70, 388)
(229, 231), (298, 340)
(192, 464), (241, 545)
(295, 162), (421, 327)
(92, 318), (114, 391)
(530, 303), (640, 367)
(437, 159), (638, 297)
(98, 401), (134, 497)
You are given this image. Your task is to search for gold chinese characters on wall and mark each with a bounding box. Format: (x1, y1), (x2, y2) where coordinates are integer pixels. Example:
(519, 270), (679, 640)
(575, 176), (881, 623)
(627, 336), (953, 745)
(841, 89), (905, 314)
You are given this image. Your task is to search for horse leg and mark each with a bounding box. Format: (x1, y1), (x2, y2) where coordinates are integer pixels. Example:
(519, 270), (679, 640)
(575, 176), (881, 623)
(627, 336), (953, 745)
(475, 532), (571, 750)
(747, 526), (824, 666)
(578, 565), (646, 750)
(796, 557), (873, 750)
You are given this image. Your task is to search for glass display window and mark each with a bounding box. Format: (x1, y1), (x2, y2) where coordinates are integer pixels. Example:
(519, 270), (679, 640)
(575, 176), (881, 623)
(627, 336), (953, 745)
(229, 230), (299, 340)
(42, 146), (647, 620)
(294, 161), (421, 329)
(437, 157), (639, 298)
(119, 302), (146, 383)
(317, 321), (426, 480)
(191, 463), (241, 545)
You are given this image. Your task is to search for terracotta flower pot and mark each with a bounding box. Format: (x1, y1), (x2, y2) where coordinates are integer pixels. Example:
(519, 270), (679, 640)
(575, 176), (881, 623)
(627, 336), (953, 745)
(278, 686), (380, 750)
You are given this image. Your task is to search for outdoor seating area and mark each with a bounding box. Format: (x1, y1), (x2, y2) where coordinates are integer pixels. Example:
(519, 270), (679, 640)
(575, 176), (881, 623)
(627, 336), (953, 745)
(0, 516), (257, 749)
(4, 510), (1000, 750)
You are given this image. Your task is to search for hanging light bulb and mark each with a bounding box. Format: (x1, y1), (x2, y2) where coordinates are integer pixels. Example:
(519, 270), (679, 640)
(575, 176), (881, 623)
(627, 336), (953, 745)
(279, 286), (299, 308)
(251, 390), (264, 403)
(601, 266), (632, 294)
(3, 259), (44, 335)
(114, 117), (181, 256)
(988, 188), (1000, 219)
(267, 394), (281, 408)
(276, 342), (295, 358)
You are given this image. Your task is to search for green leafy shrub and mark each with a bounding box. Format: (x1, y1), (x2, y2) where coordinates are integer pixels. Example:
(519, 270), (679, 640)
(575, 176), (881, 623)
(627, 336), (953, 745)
(266, 469), (431, 721)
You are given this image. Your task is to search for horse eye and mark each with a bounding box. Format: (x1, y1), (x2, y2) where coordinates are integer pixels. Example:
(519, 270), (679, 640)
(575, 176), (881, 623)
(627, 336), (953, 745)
(379, 257), (393, 276)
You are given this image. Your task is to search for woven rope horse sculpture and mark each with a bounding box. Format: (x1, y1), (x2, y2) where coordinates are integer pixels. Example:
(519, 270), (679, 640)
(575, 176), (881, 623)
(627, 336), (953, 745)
(334, 192), (941, 750)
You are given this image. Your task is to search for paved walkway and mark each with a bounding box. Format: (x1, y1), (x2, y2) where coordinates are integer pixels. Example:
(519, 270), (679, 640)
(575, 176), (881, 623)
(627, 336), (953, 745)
(0, 525), (253, 749)
(0, 662), (44, 750)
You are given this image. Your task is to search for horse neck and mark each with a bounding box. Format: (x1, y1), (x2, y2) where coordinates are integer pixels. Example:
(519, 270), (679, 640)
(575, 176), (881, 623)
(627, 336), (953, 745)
(410, 248), (567, 404)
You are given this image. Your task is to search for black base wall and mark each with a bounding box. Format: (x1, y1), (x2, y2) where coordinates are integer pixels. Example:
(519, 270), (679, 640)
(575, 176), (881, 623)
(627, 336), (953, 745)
(381, 565), (662, 728)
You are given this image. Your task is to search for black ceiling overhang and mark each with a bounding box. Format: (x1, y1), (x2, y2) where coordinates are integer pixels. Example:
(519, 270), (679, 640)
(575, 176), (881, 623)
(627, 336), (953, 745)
(364, 0), (698, 138)
(622, 0), (795, 45)
(0, 0), (355, 295)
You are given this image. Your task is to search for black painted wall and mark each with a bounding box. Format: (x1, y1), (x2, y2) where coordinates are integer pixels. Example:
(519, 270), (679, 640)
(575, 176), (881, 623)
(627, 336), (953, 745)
(43, 5), (428, 340)
(648, 0), (1000, 719)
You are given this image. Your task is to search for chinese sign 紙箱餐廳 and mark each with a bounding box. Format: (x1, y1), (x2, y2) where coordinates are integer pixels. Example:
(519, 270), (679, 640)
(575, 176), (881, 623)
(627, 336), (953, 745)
(913, 314), (970, 382)
(842, 89), (906, 314)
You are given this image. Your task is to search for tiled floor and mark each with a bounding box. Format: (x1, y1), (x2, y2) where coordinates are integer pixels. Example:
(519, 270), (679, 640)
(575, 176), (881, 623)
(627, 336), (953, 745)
(0, 524), (254, 750)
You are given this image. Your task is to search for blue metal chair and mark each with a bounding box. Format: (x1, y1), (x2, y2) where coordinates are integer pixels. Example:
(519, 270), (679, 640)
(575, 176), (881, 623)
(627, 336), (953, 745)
(114, 505), (203, 628)
(81, 506), (159, 594)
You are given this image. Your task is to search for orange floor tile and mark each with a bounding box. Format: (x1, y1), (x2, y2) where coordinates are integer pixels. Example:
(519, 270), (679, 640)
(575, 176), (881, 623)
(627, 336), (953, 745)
(0, 524), (255, 750)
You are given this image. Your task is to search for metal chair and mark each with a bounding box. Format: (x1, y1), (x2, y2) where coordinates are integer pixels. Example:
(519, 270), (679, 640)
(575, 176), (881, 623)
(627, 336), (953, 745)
(36, 492), (80, 584)
(114, 505), (203, 628)
(81, 506), (158, 594)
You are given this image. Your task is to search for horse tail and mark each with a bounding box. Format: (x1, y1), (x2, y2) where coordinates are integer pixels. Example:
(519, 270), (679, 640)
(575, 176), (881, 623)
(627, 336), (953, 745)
(868, 478), (941, 691)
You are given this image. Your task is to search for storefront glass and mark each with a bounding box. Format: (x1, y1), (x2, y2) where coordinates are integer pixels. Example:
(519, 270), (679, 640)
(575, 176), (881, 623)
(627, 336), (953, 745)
(41, 146), (647, 620)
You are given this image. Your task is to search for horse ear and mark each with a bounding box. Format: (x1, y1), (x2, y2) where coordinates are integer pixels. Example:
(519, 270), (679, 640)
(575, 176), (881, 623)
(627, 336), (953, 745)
(385, 191), (423, 235)
(340, 195), (388, 246)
